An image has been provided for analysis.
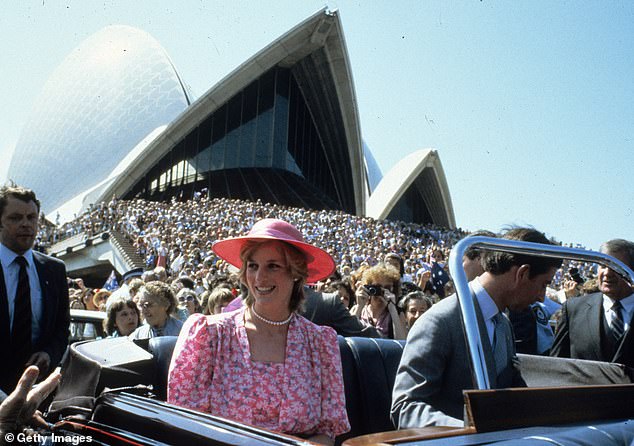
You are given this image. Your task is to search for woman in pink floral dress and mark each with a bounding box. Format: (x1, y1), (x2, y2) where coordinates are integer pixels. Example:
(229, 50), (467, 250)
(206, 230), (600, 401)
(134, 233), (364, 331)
(168, 219), (350, 445)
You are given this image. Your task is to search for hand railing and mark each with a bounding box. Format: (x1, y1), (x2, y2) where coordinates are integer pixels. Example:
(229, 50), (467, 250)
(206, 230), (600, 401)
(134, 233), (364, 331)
(447, 237), (634, 390)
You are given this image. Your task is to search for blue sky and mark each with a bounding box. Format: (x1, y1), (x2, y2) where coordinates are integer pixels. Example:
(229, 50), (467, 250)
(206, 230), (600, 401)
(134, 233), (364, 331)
(1, 1), (632, 250)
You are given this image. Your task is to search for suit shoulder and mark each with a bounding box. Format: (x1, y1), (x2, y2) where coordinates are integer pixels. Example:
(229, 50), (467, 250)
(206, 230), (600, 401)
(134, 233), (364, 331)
(305, 288), (337, 303)
(33, 251), (66, 267)
(565, 292), (601, 310)
(427, 294), (460, 317)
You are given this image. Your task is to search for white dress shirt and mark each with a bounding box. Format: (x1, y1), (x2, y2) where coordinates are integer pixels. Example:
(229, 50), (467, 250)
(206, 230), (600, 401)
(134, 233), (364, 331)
(471, 277), (501, 346)
(603, 293), (634, 333)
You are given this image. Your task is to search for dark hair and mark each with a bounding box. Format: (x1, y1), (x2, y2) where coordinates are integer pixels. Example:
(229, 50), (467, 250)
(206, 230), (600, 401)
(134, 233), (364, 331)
(399, 291), (433, 312)
(104, 299), (140, 336)
(600, 239), (634, 270)
(0, 184), (41, 217)
(329, 279), (355, 309)
(174, 276), (195, 290)
(463, 230), (497, 260)
(401, 281), (422, 295)
(483, 227), (562, 278)
(384, 253), (405, 276)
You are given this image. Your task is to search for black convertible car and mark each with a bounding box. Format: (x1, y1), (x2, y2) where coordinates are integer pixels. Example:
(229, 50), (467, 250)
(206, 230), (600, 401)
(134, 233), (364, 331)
(46, 239), (634, 445)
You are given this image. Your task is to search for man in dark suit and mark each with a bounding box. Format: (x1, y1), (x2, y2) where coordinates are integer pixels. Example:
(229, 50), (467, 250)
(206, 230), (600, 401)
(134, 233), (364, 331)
(302, 286), (381, 338)
(391, 228), (562, 428)
(551, 239), (634, 368)
(0, 185), (70, 394)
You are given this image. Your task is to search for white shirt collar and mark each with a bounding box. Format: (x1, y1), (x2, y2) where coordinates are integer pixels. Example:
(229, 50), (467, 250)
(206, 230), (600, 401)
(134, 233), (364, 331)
(471, 276), (500, 322)
(0, 242), (35, 268)
(603, 292), (634, 314)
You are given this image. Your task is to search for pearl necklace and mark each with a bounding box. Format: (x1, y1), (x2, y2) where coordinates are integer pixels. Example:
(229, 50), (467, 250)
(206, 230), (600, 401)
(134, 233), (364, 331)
(250, 306), (294, 326)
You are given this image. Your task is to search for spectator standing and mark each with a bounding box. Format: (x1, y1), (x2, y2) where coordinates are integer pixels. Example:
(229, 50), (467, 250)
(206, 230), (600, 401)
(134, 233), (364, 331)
(0, 185), (70, 394)
(551, 239), (634, 368)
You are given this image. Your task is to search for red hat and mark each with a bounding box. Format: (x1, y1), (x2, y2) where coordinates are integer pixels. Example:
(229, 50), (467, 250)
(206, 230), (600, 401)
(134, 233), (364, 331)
(212, 218), (335, 283)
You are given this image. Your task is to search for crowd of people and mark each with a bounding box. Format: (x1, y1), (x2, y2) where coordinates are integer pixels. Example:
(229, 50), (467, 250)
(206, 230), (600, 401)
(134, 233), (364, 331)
(46, 192), (611, 353)
(3, 183), (633, 443)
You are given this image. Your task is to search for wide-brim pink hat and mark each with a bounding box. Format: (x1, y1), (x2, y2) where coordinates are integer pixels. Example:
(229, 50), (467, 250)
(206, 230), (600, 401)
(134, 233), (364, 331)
(212, 218), (335, 283)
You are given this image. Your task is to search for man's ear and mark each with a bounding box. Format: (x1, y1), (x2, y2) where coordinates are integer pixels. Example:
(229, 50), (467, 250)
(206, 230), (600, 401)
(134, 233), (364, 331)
(516, 264), (531, 283)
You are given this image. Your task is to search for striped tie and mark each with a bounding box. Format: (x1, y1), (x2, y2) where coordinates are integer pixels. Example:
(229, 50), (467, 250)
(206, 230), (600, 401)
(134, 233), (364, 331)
(492, 313), (508, 376)
(11, 256), (32, 358)
(611, 301), (625, 343)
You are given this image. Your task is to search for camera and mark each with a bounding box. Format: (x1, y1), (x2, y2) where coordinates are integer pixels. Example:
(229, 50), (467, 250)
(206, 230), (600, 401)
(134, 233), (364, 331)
(365, 285), (383, 297)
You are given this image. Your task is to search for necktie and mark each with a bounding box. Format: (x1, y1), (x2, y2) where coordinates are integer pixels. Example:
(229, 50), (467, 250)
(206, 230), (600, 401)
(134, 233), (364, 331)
(611, 300), (625, 343)
(492, 313), (508, 376)
(12, 256), (32, 356)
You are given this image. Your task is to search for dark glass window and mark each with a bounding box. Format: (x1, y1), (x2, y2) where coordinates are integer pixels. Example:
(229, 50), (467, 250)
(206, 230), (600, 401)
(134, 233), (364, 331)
(386, 183), (433, 224)
(211, 104), (227, 170)
(196, 115), (213, 174)
(127, 66), (351, 212)
(225, 95), (242, 169)
(184, 129), (198, 184)
(240, 81), (258, 166)
(255, 70), (275, 167)
(169, 139), (184, 186)
(272, 69), (290, 169)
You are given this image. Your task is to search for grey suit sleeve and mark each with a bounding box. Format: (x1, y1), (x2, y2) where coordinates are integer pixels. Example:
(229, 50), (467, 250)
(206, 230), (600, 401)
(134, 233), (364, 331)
(550, 301), (571, 358)
(391, 310), (463, 428)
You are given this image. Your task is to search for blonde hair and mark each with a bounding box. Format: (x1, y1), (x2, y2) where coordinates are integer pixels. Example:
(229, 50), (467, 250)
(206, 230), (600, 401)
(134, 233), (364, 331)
(238, 240), (307, 312)
(138, 281), (177, 314)
(361, 263), (401, 297)
(93, 290), (112, 308)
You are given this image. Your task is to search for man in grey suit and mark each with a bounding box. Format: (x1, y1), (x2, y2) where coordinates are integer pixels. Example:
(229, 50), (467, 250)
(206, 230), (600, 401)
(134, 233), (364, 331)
(391, 227), (561, 428)
(551, 239), (634, 368)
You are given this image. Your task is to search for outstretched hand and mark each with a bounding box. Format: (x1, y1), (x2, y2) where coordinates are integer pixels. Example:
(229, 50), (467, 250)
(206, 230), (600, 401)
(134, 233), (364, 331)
(0, 366), (61, 432)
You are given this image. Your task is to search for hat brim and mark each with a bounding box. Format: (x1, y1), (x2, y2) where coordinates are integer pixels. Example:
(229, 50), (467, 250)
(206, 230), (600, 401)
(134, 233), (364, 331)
(212, 236), (335, 283)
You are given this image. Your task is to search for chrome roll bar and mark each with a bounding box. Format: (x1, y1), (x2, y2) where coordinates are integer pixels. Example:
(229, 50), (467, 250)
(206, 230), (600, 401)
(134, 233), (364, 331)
(448, 236), (634, 390)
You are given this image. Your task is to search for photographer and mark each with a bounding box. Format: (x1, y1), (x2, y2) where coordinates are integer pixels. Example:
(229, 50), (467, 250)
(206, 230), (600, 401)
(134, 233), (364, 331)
(351, 263), (407, 339)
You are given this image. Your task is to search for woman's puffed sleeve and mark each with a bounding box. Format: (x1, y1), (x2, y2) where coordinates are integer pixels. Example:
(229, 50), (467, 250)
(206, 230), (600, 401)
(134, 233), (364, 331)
(317, 327), (351, 439)
(168, 313), (215, 412)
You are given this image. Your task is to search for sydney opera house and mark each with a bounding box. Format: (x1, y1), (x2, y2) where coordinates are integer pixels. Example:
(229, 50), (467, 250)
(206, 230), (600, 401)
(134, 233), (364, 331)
(8, 8), (455, 231)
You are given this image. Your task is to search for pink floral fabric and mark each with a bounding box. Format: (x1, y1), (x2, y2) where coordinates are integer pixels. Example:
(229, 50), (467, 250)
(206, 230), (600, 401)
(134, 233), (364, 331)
(168, 308), (350, 439)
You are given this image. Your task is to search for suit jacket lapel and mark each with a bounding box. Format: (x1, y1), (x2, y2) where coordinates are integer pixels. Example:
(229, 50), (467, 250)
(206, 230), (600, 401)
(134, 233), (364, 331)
(32, 252), (51, 336)
(584, 293), (604, 360)
(0, 266), (9, 342)
(470, 292), (498, 387)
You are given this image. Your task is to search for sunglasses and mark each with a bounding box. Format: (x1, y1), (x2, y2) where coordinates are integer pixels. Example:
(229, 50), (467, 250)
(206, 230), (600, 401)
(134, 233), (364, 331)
(178, 295), (196, 303)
